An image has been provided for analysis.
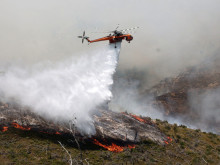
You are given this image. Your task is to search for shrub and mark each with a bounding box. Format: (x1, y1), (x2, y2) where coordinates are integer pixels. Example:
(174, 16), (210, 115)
(180, 125), (187, 128)
(173, 124), (178, 133)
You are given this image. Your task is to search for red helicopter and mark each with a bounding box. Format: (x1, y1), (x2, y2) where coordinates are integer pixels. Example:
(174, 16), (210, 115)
(78, 26), (139, 48)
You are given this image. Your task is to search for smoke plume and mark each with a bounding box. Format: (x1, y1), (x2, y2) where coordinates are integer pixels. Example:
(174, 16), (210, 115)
(1, 1), (220, 133)
(109, 76), (164, 120)
(188, 88), (220, 132)
(0, 43), (121, 135)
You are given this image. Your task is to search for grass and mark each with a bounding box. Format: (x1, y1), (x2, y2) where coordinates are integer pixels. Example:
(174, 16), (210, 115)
(0, 121), (219, 165)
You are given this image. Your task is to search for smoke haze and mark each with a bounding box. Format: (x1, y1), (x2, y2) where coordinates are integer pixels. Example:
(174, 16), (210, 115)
(0, 1), (220, 133)
(109, 77), (164, 119)
(1, 0), (220, 85)
(189, 88), (220, 132)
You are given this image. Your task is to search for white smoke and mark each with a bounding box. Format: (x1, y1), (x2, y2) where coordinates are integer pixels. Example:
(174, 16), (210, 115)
(188, 88), (220, 133)
(109, 77), (164, 120)
(0, 43), (121, 135)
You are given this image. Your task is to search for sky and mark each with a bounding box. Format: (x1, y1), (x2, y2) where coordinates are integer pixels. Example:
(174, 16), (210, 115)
(0, 0), (220, 86)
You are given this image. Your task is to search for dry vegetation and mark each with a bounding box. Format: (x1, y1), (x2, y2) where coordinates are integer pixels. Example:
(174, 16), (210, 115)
(0, 120), (219, 165)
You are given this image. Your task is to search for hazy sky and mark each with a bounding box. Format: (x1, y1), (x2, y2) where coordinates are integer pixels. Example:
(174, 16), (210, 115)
(1, 0), (220, 84)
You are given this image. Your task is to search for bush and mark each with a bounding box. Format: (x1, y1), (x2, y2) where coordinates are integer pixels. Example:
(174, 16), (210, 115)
(195, 129), (201, 132)
(180, 141), (185, 149)
(180, 125), (187, 128)
(173, 124), (178, 133)
(165, 125), (171, 130)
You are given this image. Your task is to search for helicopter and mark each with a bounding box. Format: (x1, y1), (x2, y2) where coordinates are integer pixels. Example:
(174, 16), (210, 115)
(78, 26), (139, 48)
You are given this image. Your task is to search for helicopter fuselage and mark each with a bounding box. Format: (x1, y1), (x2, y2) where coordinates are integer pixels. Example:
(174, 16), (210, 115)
(87, 33), (133, 44)
(78, 27), (138, 45)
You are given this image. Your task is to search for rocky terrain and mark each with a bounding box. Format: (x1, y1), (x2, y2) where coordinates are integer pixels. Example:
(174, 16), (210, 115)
(0, 102), (167, 145)
(0, 55), (220, 164)
(146, 55), (220, 133)
(0, 115), (219, 164)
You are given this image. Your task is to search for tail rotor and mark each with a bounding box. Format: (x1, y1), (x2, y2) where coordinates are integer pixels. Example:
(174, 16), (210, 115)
(78, 31), (89, 43)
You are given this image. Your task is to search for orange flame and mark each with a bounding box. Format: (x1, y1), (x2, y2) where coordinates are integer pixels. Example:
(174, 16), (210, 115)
(11, 122), (31, 131)
(164, 136), (173, 144)
(167, 136), (172, 142)
(92, 139), (135, 152)
(4, 123), (62, 135)
(93, 139), (124, 152)
(127, 144), (135, 149)
(40, 131), (61, 135)
(130, 114), (146, 123)
(2, 126), (8, 132)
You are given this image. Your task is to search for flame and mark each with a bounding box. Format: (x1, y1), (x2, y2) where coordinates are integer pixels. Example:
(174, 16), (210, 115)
(121, 112), (155, 126)
(93, 139), (124, 152)
(127, 144), (135, 149)
(121, 112), (127, 115)
(130, 114), (146, 123)
(2, 126), (8, 132)
(10, 122), (62, 135)
(92, 139), (135, 152)
(2, 123), (62, 135)
(164, 136), (173, 144)
(167, 136), (172, 142)
(40, 131), (61, 135)
(11, 122), (31, 131)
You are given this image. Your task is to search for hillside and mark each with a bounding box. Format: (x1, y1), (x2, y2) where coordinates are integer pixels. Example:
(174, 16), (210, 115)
(145, 55), (220, 134)
(1, 55), (220, 164)
(0, 119), (220, 164)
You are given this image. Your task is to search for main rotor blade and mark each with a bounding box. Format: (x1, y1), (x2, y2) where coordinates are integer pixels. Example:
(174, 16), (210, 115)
(124, 30), (137, 34)
(115, 24), (120, 30)
(78, 36), (83, 38)
(120, 27), (139, 32)
(83, 31), (85, 37)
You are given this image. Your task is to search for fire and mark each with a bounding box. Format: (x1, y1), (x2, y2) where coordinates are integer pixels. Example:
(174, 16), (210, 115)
(167, 136), (172, 142)
(40, 131), (61, 135)
(130, 114), (146, 123)
(3, 122), (62, 135)
(164, 136), (173, 144)
(127, 144), (135, 149)
(1, 126), (8, 132)
(11, 122), (31, 131)
(122, 112), (155, 126)
(121, 112), (146, 123)
(92, 139), (135, 152)
(93, 139), (124, 152)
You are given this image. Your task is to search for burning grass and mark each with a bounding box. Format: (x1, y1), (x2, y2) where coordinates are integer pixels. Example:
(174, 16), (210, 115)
(130, 114), (146, 123)
(0, 121), (219, 164)
(11, 122), (31, 131)
(121, 112), (156, 126)
(1, 126), (8, 132)
(164, 136), (173, 144)
(92, 138), (135, 152)
(1, 123), (62, 136)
